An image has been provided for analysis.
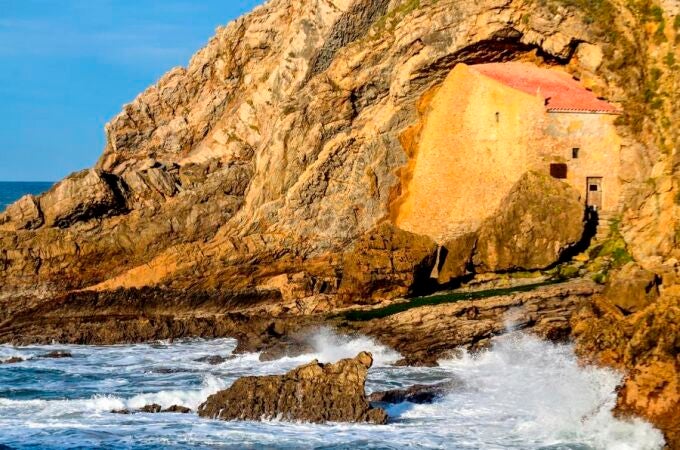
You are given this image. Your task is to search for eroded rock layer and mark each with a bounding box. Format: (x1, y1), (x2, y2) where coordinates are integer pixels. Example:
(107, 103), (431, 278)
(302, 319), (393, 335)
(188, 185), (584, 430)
(197, 351), (387, 424)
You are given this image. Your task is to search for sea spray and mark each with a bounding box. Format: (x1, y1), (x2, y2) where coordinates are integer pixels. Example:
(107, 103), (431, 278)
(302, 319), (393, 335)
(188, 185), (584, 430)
(0, 333), (665, 449)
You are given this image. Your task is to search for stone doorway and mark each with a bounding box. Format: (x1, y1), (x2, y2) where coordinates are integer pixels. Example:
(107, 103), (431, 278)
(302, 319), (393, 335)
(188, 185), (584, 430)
(587, 177), (603, 210)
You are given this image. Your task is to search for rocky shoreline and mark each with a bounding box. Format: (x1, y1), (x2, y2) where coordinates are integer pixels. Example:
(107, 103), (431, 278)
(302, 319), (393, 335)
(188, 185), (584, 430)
(0, 0), (678, 446)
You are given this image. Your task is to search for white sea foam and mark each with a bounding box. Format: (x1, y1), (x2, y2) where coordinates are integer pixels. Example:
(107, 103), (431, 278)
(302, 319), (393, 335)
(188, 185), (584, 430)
(301, 326), (401, 366)
(0, 332), (666, 449)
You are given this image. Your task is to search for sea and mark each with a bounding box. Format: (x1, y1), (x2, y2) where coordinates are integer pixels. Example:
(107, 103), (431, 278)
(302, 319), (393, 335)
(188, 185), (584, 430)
(0, 184), (666, 450)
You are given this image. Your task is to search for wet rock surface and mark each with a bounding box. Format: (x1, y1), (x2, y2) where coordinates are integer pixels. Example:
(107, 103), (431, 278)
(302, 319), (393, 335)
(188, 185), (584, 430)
(1, 357), (24, 364)
(369, 379), (463, 405)
(163, 405), (192, 414)
(139, 404), (162, 413)
(345, 279), (599, 362)
(198, 352), (387, 424)
(39, 351), (72, 359)
(572, 287), (680, 448)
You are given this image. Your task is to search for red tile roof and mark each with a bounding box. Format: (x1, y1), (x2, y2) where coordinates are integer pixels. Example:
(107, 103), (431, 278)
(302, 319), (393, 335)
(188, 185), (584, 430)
(471, 62), (621, 114)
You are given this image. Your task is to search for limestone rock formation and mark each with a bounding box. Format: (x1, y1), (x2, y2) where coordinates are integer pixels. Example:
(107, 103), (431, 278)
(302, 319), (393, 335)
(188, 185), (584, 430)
(473, 171), (584, 272)
(197, 351), (387, 424)
(436, 233), (477, 284)
(604, 262), (660, 314)
(337, 223), (438, 304)
(347, 279), (599, 362)
(40, 169), (127, 229)
(0, 0), (677, 441)
(0, 195), (42, 231)
(572, 290), (680, 448)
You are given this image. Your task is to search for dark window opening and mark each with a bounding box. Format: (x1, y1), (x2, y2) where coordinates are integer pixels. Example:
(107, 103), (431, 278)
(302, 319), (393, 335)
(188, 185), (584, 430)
(495, 112), (500, 123)
(550, 163), (568, 179)
(572, 148), (580, 159)
(589, 184), (598, 191)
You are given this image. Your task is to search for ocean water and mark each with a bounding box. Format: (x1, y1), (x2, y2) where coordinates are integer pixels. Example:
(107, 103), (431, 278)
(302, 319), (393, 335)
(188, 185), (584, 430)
(0, 181), (53, 211)
(0, 329), (665, 449)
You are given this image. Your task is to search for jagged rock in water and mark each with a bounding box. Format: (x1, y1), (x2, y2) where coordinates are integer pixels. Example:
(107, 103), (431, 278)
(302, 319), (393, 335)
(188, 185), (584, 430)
(1, 357), (24, 364)
(368, 379), (462, 404)
(39, 351), (72, 359)
(194, 355), (232, 365)
(198, 351), (387, 424)
(473, 171), (585, 272)
(572, 290), (680, 449)
(139, 404), (162, 413)
(163, 405), (192, 414)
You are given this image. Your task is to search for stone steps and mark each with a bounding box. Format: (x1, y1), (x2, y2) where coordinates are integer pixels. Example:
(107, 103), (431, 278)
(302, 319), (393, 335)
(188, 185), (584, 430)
(594, 211), (617, 242)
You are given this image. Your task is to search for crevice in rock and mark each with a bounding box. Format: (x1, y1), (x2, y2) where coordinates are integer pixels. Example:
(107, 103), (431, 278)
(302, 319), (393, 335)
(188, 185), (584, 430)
(307, 0), (391, 78)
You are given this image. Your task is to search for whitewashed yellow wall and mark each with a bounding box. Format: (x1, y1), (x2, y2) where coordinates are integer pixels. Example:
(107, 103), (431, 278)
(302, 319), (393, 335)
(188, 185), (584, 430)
(394, 63), (622, 243)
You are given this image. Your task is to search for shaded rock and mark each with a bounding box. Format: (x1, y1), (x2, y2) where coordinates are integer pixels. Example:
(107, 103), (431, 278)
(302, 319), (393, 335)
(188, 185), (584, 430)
(348, 279), (600, 362)
(111, 409), (131, 414)
(139, 404), (162, 413)
(572, 290), (680, 448)
(194, 355), (231, 365)
(163, 405), (192, 414)
(394, 355), (440, 368)
(40, 169), (126, 228)
(1, 357), (24, 364)
(338, 223), (438, 304)
(436, 233), (478, 284)
(198, 351), (387, 424)
(474, 171), (584, 272)
(368, 380), (462, 404)
(0, 195), (43, 230)
(39, 351), (72, 359)
(604, 262), (659, 314)
(258, 340), (315, 362)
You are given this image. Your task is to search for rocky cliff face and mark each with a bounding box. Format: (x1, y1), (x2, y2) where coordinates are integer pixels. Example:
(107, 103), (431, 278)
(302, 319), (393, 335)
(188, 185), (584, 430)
(1, 0), (678, 443)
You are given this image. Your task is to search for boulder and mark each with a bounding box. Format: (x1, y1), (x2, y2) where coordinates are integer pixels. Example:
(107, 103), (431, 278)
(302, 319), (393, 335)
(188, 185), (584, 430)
(1, 357), (24, 364)
(436, 233), (477, 284)
(163, 405), (192, 414)
(0, 195), (43, 230)
(604, 262), (659, 314)
(198, 351), (388, 424)
(40, 169), (127, 228)
(39, 351), (72, 359)
(338, 223), (438, 304)
(139, 404), (162, 413)
(194, 355), (231, 365)
(368, 379), (461, 404)
(473, 171), (584, 272)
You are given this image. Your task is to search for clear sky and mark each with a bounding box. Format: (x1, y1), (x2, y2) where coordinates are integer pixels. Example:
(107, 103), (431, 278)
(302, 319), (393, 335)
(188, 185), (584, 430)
(0, 0), (263, 181)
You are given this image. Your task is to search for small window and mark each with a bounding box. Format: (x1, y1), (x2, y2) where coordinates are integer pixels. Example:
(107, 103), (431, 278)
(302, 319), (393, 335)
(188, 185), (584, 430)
(495, 112), (500, 123)
(589, 184), (598, 191)
(572, 148), (580, 159)
(550, 163), (568, 179)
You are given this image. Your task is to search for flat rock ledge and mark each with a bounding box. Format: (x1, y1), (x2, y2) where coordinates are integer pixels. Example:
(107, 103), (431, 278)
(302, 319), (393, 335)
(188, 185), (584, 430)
(198, 351), (387, 424)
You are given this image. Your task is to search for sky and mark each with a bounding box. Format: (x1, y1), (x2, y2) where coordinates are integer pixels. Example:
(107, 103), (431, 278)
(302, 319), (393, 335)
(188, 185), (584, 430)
(0, 0), (263, 181)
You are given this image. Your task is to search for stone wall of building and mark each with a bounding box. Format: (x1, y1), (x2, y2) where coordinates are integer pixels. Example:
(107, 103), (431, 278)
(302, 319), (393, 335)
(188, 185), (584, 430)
(539, 112), (622, 213)
(394, 63), (622, 243)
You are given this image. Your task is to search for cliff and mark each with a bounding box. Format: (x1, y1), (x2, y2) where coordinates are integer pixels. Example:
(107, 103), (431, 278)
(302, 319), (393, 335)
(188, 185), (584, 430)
(0, 0), (678, 444)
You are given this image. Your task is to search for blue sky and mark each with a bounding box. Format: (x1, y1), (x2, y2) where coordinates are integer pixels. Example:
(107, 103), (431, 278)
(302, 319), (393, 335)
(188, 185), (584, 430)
(0, 0), (263, 181)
